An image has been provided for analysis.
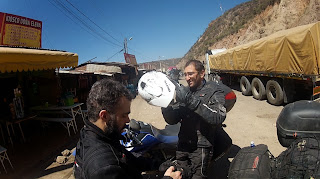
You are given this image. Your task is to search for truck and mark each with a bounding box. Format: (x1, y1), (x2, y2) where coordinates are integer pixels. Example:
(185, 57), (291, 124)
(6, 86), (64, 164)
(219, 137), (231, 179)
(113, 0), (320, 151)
(206, 21), (320, 105)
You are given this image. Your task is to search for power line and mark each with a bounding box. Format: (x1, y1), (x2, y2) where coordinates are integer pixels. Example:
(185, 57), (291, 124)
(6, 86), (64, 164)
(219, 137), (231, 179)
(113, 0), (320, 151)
(50, 0), (108, 44)
(63, 0), (155, 62)
(53, 0), (108, 40)
(82, 57), (97, 64)
(127, 47), (154, 61)
(48, 0), (101, 39)
(65, 0), (122, 46)
(49, 0), (122, 48)
(106, 49), (124, 61)
(91, 1), (123, 40)
(49, 0), (157, 63)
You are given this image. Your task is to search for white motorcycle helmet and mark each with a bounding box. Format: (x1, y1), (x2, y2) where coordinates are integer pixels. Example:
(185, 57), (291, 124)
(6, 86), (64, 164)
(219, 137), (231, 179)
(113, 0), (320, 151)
(138, 71), (175, 108)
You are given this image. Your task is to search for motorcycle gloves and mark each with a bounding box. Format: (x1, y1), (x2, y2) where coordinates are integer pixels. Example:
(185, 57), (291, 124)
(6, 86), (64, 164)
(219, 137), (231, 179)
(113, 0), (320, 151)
(185, 93), (201, 111)
(174, 84), (201, 111)
(174, 83), (189, 104)
(161, 105), (182, 125)
(168, 82), (227, 126)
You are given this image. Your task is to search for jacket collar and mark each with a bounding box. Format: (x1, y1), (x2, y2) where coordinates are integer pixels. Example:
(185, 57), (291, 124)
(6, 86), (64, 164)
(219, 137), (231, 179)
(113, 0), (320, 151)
(83, 118), (121, 145)
(190, 79), (206, 92)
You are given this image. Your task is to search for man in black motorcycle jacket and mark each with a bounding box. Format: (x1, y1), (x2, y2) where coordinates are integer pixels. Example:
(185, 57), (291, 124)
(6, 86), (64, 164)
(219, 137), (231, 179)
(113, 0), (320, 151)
(74, 79), (181, 179)
(161, 60), (227, 179)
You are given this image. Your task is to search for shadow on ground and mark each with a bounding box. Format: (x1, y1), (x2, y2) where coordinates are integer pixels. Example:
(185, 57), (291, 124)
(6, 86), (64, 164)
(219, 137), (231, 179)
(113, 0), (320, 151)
(0, 116), (82, 179)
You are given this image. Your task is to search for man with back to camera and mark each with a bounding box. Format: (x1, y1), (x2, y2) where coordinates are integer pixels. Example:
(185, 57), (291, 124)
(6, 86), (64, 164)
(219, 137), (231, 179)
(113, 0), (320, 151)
(161, 60), (227, 179)
(74, 78), (182, 179)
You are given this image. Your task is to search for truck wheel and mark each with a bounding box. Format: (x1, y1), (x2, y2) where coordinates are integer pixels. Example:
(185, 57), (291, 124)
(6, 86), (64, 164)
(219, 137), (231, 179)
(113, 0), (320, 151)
(266, 80), (284, 105)
(240, 76), (252, 96)
(251, 77), (266, 100)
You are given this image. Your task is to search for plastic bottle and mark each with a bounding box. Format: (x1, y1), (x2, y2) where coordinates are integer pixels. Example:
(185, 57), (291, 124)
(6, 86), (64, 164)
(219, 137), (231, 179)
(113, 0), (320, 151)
(250, 141), (255, 147)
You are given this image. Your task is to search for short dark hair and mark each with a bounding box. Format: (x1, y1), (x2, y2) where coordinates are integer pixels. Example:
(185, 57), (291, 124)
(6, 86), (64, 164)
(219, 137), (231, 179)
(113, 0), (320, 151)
(86, 78), (132, 122)
(184, 59), (205, 72)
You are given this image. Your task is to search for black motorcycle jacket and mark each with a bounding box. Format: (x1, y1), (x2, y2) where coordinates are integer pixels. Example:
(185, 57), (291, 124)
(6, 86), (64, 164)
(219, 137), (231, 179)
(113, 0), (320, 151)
(162, 80), (226, 126)
(74, 119), (144, 179)
(189, 80), (226, 125)
(161, 80), (226, 150)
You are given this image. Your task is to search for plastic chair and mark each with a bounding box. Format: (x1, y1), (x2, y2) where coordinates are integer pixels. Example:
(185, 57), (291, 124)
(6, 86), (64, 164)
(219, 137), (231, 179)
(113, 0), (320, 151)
(0, 145), (13, 173)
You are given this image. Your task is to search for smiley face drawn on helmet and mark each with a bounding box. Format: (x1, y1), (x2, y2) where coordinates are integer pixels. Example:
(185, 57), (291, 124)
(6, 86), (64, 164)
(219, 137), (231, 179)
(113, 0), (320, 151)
(138, 71), (175, 108)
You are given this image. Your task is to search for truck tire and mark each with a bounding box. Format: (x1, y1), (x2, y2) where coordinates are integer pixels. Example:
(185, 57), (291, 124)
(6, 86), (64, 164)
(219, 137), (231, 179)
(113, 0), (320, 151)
(240, 76), (252, 96)
(266, 80), (284, 105)
(251, 77), (266, 100)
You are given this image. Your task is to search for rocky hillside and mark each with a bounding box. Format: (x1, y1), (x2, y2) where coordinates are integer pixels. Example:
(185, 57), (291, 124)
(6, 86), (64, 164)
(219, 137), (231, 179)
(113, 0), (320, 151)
(139, 0), (320, 71)
(139, 58), (181, 71)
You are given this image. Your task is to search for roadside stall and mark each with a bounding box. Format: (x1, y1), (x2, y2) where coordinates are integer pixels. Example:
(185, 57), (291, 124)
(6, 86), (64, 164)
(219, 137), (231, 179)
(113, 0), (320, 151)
(58, 62), (138, 103)
(0, 12), (81, 175)
(0, 46), (78, 146)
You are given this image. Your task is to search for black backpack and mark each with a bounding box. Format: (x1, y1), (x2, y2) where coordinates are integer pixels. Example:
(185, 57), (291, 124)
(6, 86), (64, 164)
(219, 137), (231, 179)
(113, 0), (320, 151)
(228, 144), (274, 179)
(271, 137), (320, 179)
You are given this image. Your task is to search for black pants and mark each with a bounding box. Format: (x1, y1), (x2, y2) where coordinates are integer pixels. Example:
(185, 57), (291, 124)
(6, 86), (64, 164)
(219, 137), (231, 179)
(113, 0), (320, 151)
(177, 118), (220, 178)
(176, 147), (211, 179)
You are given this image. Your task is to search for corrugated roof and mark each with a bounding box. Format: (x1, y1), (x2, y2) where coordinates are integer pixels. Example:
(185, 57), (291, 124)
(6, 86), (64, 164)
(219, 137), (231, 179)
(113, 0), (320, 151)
(84, 64), (122, 73)
(78, 62), (136, 68)
(58, 63), (128, 75)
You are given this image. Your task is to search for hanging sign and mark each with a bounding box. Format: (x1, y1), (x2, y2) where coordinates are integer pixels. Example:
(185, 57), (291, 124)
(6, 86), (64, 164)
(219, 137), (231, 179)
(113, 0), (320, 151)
(0, 12), (42, 48)
(124, 53), (138, 65)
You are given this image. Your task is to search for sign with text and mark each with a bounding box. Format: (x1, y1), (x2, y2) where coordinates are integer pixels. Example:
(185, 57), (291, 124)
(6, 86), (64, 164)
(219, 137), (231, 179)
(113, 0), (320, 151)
(0, 12), (42, 48)
(124, 53), (137, 65)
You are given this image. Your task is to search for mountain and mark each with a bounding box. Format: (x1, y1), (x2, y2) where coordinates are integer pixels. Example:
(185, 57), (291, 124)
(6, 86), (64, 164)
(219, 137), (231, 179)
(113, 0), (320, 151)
(140, 0), (320, 71)
(139, 58), (181, 72)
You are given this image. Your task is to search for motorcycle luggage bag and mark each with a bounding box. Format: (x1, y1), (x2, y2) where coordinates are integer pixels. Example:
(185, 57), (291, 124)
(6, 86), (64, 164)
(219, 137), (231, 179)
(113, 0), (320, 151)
(228, 144), (273, 179)
(271, 137), (320, 179)
(276, 100), (320, 147)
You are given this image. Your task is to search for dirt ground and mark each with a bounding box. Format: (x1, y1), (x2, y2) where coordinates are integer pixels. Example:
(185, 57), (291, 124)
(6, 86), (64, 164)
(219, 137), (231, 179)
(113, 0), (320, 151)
(0, 79), (287, 179)
(130, 80), (286, 157)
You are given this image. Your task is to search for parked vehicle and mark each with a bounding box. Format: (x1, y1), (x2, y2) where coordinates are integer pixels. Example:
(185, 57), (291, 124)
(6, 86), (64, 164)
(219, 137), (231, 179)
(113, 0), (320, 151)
(120, 119), (233, 177)
(121, 119), (179, 160)
(206, 22), (320, 105)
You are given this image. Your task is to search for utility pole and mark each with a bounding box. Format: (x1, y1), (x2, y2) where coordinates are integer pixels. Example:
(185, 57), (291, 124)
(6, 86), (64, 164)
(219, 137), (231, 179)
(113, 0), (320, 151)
(158, 56), (164, 72)
(124, 37), (132, 54)
(124, 38), (128, 54)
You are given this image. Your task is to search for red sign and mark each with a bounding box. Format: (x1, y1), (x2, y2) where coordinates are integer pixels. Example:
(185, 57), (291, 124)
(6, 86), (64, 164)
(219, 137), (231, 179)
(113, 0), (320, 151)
(0, 13), (4, 36)
(124, 53), (137, 65)
(0, 12), (42, 48)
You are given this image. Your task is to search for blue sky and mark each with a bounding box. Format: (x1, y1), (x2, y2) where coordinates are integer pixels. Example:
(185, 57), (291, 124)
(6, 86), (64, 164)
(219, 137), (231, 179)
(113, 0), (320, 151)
(1, 0), (249, 64)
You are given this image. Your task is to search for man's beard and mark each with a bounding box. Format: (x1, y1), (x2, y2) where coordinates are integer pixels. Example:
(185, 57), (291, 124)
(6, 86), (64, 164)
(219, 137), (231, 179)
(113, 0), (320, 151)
(105, 114), (121, 139)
